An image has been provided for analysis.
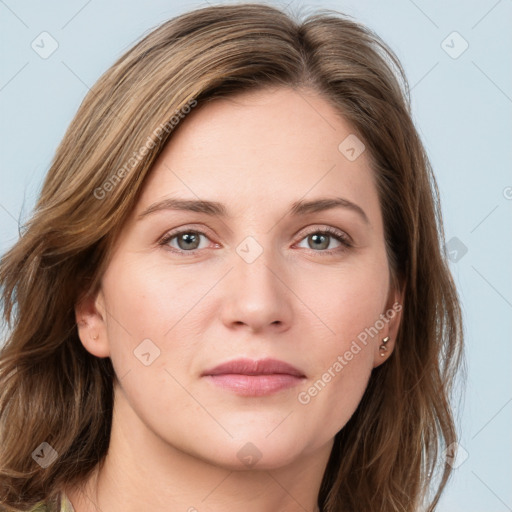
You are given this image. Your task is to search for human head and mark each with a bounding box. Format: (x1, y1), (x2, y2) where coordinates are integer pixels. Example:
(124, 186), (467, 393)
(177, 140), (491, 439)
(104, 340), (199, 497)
(0, 4), (463, 512)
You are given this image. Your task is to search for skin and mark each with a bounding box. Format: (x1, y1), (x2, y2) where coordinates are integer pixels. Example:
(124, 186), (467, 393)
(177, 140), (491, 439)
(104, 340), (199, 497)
(69, 86), (402, 512)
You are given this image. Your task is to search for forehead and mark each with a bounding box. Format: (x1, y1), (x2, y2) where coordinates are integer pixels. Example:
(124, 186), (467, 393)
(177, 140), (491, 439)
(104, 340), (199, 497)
(136, 87), (381, 228)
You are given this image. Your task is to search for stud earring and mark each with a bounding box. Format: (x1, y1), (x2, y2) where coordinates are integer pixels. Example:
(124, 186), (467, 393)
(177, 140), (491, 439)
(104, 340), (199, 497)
(92, 333), (99, 341)
(379, 336), (390, 356)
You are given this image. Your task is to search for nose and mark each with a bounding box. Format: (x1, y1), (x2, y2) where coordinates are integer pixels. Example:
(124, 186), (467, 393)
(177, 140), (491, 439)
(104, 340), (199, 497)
(219, 239), (293, 334)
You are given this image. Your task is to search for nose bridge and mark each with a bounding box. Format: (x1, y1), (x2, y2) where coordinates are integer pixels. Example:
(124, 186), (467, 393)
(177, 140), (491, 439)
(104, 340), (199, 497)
(220, 231), (292, 331)
(233, 232), (281, 298)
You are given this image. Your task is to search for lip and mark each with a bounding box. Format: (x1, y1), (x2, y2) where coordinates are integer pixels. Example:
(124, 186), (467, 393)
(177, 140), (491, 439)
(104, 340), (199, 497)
(201, 358), (306, 397)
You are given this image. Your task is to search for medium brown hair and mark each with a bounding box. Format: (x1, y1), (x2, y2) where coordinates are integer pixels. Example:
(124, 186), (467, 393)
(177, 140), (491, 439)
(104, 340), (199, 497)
(0, 3), (464, 511)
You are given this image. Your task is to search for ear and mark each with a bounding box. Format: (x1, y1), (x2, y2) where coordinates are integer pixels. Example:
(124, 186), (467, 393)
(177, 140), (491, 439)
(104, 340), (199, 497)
(372, 276), (405, 368)
(75, 288), (110, 358)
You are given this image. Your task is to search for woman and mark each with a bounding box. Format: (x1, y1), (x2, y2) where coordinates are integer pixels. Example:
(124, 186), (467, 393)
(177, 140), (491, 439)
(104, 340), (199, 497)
(0, 3), (464, 511)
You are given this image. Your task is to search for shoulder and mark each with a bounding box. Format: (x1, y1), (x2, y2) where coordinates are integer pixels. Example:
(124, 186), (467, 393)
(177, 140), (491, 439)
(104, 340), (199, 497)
(26, 504), (49, 512)
(25, 493), (75, 512)
(61, 493), (75, 512)
(25, 504), (49, 512)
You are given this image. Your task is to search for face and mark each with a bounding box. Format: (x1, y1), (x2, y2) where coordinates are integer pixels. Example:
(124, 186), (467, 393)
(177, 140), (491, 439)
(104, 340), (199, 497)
(77, 86), (402, 471)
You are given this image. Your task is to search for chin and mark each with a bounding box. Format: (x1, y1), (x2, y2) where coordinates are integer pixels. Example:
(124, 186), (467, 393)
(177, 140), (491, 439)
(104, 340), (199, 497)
(201, 432), (308, 471)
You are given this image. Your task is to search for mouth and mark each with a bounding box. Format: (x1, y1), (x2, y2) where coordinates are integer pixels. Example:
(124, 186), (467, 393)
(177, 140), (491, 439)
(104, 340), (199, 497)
(201, 357), (306, 397)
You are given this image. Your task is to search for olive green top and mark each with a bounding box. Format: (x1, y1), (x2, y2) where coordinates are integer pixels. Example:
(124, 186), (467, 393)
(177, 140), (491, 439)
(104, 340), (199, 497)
(29, 493), (75, 512)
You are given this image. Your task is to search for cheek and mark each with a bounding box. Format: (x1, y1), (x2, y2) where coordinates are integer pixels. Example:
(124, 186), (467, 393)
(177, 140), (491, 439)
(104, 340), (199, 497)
(308, 357), (373, 443)
(102, 256), (208, 337)
(297, 330), (375, 446)
(293, 262), (386, 437)
(99, 260), (207, 431)
(310, 259), (389, 346)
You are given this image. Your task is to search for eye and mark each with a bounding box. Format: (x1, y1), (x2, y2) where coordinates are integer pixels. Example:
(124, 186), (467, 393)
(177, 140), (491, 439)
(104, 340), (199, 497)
(159, 229), (212, 253)
(295, 226), (352, 255)
(158, 225), (352, 256)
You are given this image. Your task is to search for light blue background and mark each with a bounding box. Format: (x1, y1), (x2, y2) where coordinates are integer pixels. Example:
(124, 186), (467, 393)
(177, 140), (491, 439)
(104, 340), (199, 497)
(1, 1), (511, 510)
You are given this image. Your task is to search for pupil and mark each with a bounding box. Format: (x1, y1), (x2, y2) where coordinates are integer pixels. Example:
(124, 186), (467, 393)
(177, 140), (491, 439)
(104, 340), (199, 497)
(311, 233), (328, 250)
(180, 233), (198, 249)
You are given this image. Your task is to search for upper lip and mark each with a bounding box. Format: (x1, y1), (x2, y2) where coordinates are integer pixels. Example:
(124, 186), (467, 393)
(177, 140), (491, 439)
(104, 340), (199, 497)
(201, 358), (306, 378)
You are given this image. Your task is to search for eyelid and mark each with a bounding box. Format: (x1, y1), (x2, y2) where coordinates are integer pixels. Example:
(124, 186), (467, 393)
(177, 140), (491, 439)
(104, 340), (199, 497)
(158, 223), (352, 255)
(297, 225), (352, 245)
(157, 223), (218, 251)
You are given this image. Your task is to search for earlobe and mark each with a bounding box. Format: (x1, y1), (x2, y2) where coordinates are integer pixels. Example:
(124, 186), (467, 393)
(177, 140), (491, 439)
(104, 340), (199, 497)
(378, 336), (391, 357)
(372, 281), (404, 368)
(373, 335), (394, 368)
(74, 290), (110, 358)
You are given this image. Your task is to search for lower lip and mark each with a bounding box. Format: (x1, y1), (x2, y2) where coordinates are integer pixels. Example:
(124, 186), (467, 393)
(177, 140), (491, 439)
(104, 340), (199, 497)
(203, 374), (304, 396)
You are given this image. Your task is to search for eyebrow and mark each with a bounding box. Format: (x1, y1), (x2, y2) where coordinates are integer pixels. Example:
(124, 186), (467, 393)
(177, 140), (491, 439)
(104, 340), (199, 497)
(138, 196), (370, 225)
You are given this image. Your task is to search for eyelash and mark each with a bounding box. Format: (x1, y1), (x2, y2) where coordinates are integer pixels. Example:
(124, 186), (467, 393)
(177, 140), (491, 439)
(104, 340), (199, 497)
(158, 225), (352, 257)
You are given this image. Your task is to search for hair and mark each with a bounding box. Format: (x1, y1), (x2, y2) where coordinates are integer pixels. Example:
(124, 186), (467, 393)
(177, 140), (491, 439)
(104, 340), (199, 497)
(0, 3), (464, 511)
